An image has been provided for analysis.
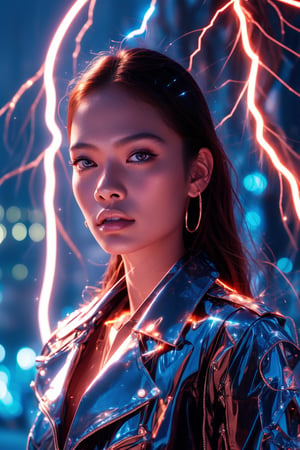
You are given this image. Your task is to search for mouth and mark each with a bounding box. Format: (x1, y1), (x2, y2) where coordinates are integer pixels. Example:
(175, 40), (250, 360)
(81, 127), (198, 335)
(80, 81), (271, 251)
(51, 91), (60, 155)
(101, 217), (130, 224)
(96, 211), (135, 232)
(99, 217), (135, 232)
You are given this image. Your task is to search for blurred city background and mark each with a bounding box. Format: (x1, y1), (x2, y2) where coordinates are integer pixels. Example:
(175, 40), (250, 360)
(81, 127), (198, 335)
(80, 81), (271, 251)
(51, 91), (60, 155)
(0, 0), (299, 448)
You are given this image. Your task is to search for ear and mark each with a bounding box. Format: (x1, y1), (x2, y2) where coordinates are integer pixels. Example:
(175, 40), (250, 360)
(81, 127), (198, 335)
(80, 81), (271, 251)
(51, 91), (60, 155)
(188, 147), (213, 197)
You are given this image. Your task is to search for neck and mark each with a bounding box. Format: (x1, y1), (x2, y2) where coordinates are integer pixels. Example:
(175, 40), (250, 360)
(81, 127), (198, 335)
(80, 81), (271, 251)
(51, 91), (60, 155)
(122, 240), (185, 315)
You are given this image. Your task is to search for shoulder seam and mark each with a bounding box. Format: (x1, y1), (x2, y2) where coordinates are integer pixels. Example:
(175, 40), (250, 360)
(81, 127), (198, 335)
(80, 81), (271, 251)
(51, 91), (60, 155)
(207, 284), (275, 317)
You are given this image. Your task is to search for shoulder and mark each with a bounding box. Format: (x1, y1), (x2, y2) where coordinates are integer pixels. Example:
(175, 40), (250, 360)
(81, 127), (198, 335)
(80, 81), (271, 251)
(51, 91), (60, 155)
(202, 285), (300, 448)
(198, 283), (298, 348)
(201, 284), (300, 406)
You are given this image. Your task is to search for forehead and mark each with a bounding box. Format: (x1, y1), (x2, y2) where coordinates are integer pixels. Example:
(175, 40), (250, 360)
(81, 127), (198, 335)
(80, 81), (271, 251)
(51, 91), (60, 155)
(70, 85), (180, 145)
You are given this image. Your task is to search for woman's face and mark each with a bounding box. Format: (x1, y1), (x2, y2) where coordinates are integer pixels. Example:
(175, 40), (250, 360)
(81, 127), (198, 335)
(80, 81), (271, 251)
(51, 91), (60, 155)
(69, 85), (193, 259)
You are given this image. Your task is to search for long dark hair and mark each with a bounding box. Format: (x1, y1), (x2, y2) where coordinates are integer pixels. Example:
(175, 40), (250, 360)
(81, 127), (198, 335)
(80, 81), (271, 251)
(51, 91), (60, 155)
(67, 48), (252, 296)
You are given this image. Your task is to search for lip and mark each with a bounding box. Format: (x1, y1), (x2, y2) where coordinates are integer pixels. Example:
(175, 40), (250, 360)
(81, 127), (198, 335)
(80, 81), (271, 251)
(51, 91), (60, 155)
(96, 209), (135, 232)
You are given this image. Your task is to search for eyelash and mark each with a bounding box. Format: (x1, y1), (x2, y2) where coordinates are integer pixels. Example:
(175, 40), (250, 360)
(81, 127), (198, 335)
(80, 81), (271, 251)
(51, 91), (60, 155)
(69, 150), (157, 171)
(127, 150), (157, 163)
(68, 158), (96, 171)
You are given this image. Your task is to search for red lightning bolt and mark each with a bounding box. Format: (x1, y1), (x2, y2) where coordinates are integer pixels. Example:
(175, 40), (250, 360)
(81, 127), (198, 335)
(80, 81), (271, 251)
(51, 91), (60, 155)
(1, 0), (299, 342)
(38, 0), (90, 342)
(187, 0), (300, 224)
(40, 0), (159, 342)
(234, 0), (300, 221)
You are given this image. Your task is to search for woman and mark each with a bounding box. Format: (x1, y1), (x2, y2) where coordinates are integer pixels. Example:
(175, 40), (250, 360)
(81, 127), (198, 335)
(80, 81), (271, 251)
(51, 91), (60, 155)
(27, 48), (300, 449)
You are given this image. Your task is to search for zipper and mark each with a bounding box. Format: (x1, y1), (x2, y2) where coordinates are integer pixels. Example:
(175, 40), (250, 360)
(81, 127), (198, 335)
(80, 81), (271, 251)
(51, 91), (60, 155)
(109, 431), (147, 450)
(202, 366), (208, 450)
(34, 388), (60, 450)
(219, 424), (229, 450)
(72, 402), (150, 450)
(33, 342), (84, 450)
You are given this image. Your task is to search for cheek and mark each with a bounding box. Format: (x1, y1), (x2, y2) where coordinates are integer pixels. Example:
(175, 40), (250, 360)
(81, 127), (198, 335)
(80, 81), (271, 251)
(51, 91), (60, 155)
(72, 176), (81, 206)
(138, 170), (188, 216)
(72, 176), (92, 212)
(163, 173), (189, 217)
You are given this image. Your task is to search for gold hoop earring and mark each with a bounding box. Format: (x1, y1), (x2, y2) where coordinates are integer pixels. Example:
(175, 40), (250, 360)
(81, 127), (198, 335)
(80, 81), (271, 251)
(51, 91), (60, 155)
(185, 193), (202, 233)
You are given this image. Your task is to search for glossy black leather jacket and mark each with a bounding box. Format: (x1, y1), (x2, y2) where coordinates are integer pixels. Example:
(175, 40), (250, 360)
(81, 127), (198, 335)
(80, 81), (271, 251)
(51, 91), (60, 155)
(27, 254), (300, 449)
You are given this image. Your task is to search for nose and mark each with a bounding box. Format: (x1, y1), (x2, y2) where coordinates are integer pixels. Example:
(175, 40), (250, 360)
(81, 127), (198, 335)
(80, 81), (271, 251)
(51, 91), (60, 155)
(94, 165), (126, 203)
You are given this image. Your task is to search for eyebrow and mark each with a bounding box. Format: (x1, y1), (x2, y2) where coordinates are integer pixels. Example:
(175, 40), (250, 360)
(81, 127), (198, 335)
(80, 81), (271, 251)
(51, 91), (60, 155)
(69, 132), (165, 152)
(116, 132), (165, 146)
(69, 142), (98, 152)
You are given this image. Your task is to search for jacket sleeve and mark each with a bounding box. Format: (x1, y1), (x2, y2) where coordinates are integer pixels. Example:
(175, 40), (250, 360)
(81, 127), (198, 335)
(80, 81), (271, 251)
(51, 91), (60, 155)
(209, 312), (300, 449)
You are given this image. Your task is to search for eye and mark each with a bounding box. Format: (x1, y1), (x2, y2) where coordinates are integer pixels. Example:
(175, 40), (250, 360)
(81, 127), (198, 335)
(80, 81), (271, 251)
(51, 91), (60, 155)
(69, 158), (96, 171)
(127, 150), (156, 163)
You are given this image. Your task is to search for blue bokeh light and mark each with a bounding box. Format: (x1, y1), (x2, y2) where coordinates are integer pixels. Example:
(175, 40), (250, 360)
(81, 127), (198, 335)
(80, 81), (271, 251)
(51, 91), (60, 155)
(0, 391), (23, 418)
(0, 365), (10, 384)
(61, 305), (75, 319)
(0, 380), (7, 400)
(0, 345), (5, 363)
(243, 172), (268, 195)
(276, 257), (293, 274)
(245, 210), (262, 230)
(16, 347), (36, 370)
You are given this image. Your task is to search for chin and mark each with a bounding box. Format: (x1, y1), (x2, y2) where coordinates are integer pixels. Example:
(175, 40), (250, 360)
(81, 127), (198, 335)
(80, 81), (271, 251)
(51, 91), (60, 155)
(94, 238), (135, 256)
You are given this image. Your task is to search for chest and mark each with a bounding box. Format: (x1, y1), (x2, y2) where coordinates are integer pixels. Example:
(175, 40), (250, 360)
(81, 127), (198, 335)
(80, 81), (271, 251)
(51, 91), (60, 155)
(31, 314), (225, 450)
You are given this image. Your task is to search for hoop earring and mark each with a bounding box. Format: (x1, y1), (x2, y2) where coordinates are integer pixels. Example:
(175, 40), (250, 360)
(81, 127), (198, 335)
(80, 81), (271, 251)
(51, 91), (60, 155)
(185, 193), (202, 233)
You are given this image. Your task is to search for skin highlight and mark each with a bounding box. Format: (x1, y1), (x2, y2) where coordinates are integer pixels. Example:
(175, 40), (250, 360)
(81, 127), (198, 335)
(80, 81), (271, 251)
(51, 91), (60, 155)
(70, 85), (213, 313)
(67, 48), (252, 297)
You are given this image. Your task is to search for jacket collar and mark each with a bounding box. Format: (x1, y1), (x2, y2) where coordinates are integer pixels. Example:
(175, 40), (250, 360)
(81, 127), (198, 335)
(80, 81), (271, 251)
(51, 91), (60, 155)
(45, 252), (218, 355)
(65, 333), (161, 450)
(33, 253), (218, 447)
(133, 253), (218, 346)
(65, 252), (218, 447)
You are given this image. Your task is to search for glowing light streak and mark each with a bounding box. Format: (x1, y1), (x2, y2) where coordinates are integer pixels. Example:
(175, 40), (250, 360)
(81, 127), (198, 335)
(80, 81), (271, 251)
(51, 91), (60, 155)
(0, 65), (44, 118)
(216, 82), (248, 129)
(216, 278), (237, 293)
(233, 0), (300, 221)
(72, 0), (97, 74)
(187, 0), (234, 73)
(214, 30), (241, 83)
(214, 79), (246, 89)
(19, 85), (44, 141)
(39, 0), (90, 344)
(186, 0), (300, 224)
(267, 0), (285, 35)
(278, 173), (298, 249)
(247, 15), (300, 59)
(8, 86), (44, 176)
(264, 124), (300, 161)
(105, 311), (131, 326)
(56, 215), (85, 265)
(1, 66), (44, 154)
(277, 0), (300, 7)
(264, 260), (299, 302)
(0, 152), (46, 187)
(258, 60), (300, 97)
(122, 0), (157, 42)
(2, 0), (299, 344)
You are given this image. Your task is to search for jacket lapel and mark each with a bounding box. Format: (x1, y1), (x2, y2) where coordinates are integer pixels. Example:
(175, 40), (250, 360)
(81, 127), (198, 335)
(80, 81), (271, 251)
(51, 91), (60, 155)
(134, 253), (218, 345)
(65, 334), (160, 450)
(34, 253), (219, 448)
(64, 253), (218, 446)
(33, 280), (127, 429)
